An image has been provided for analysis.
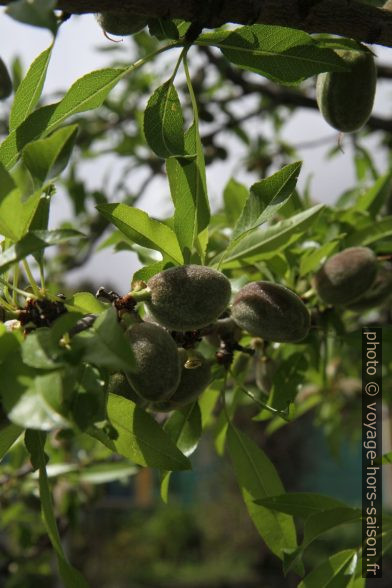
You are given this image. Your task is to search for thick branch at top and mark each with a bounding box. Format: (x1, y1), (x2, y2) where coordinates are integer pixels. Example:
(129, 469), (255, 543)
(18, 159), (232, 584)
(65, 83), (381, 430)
(2, 0), (392, 49)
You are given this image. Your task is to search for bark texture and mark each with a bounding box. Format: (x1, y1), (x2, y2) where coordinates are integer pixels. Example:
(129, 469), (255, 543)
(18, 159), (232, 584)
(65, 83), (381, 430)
(1, 1), (392, 48)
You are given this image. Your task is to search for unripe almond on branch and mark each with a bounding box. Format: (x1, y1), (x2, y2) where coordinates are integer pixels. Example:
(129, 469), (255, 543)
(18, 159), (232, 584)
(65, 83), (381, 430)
(144, 265), (231, 331)
(125, 322), (181, 402)
(231, 282), (310, 343)
(316, 49), (376, 133)
(96, 11), (148, 36)
(346, 264), (392, 311)
(153, 350), (211, 412)
(313, 246), (378, 305)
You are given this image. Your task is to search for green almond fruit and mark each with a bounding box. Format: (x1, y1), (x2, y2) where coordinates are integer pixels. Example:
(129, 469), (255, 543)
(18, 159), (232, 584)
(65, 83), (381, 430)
(146, 265), (231, 331)
(125, 322), (181, 402)
(96, 11), (148, 36)
(231, 281), (310, 343)
(316, 49), (376, 133)
(153, 350), (211, 412)
(346, 264), (392, 311)
(313, 246), (378, 305)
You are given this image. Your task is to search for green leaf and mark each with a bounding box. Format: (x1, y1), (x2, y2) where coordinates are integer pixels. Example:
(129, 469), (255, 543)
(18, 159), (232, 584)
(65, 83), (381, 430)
(25, 430), (88, 587)
(9, 44), (53, 131)
(0, 66), (131, 170)
(254, 493), (348, 518)
(0, 422), (23, 461)
(65, 292), (106, 315)
(97, 203), (184, 264)
(71, 308), (135, 373)
(198, 25), (347, 85)
(303, 508), (362, 548)
(144, 80), (185, 158)
(232, 162), (302, 239)
(148, 18), (180, 41)
(0, 229), (85, 272)
(71, 364), (107, 430)
(355, 171), (392, 217)
(217, 204), (325, 265)
(41, 461), (137, 484)
(227, 425), (298, 559)
(0, 160), (16, 197)
(91, 393), (191, 470)
(376, 450), (392, 465)
(0, 186), (41, 241)
(0, 328), (22, 362)
(161, 403), (202, 502)
(345, 216), (392, 246)
(132, 259), (174, 283)
(22, 328), (64, 370)
(22, 125), (78, 186)
(299, 241), (339, 276)
(163, 403), (202, 457)
(167, 124), (210, 262)
(223, 178), (248, 225)
(71, 461), (137, 484)
(298, 549), (357, 588)
(1, 358), (70, 430)
(6, 0), (58, 35)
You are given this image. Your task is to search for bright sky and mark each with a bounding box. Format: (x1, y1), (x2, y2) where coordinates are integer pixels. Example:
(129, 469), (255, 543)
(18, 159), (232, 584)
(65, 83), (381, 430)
(0, 10), (391, 291)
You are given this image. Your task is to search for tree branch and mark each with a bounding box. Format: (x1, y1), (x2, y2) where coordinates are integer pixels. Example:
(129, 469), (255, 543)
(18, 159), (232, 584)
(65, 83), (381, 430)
(2, 1), (392, 49)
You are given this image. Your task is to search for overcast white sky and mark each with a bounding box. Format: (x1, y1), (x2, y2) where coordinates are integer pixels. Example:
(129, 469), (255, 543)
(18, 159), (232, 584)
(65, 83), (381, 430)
(0, 10), (391, 292)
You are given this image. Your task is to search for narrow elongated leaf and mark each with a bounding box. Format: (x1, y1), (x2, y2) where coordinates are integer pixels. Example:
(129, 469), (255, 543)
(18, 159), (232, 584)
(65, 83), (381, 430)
(198, 25), (346, 85)
(65, 292), (106, 315)
(167, 124), (210, 261)
(0, 66), (131, 169)
(22, 328), (66, 370)
(376, 450), (392, 465)
(299, 241), (339, 276)
(0, 229), (84, 272)
(232, 162), (302, 239)
(227, 425), (297, 559)
(223, 178), (248, 225)
(355, 171), (392, 217)
(161, 403), (202, 502)
(217, 204), (324, 265)
(254, 493), (348, 518)
(9, 44), (53, 131)
(1, 357), (70, 430)
(97, 203), (183, 264)
(303, 507), (361, 547)
(22, 125), (78, 185)
(0, 422), (23, 461)
(163, 403), (202, 457)
(298, 549), (357, 588)
(29, 192), (53, 264)
(0, 187), (41, 241)
(71, 308), (135, 372)
(345, 217), (392, 246)
(73, 462), (137, 484)
(144, 80), (185, 158)
(0, 161), (16, 198)
(24, 430), (88, 587)
(92, 393), (191, 470)
(6, 0), (57, 34)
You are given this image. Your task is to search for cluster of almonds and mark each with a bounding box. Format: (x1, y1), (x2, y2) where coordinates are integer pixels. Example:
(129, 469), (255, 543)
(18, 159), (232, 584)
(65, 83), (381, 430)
(112, 265), (311, 411)
(113, 248), (391, 411)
